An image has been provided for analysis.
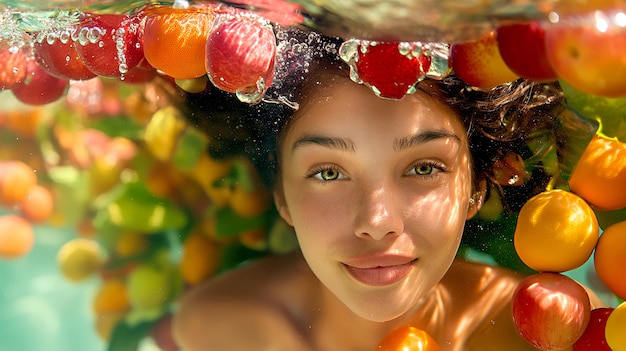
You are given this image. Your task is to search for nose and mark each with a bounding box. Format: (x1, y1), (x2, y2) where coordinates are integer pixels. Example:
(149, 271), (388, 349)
(353, 184), (404, 240)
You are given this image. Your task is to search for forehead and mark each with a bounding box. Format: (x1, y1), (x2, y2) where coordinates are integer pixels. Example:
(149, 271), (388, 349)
(285, 75), (468, 144)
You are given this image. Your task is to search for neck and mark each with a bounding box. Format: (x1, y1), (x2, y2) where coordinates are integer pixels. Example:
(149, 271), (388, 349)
(311, 278), (449, 351)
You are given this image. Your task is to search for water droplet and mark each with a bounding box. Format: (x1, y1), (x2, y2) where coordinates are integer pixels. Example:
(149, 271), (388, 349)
(98, 41), (104, 48)
(65, 55), (70, 62)
(46, 32), (56, 45)
(398, 42), (411, 56)
(236, 78), (268, 104)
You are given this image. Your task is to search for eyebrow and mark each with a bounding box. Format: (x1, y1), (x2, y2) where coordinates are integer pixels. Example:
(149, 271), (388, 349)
(291, 129), (461, 153)
(393, 130), (461, 152)
(291, 135), (356, 152)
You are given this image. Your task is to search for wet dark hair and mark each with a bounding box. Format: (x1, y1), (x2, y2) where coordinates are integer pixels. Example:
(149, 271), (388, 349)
(182, 28), (570, 214)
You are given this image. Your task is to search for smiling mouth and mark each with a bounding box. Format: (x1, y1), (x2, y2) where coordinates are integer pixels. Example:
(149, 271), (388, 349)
(343, 258), (418, 286)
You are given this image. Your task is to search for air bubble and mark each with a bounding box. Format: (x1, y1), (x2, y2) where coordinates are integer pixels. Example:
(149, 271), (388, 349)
(236, 78), (267, 104)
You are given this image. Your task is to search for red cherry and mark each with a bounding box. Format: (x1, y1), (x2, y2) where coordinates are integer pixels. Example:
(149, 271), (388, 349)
(75, 13), (144, 78)
(205, 14), (276, 99)
(12, 59), (69, 105)
(573, 307), (614, 351)
(355, 42), (431, 99)
(33, 31), (97, 80)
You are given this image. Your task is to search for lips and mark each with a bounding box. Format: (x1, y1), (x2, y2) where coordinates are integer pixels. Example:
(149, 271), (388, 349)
(342, 254), (417, 287)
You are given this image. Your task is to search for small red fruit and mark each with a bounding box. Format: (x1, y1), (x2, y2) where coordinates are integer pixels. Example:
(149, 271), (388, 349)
(205, 14), (276, 99)
(573, 307), (613, 351)
(75, 13), (144, 78)
(0, 42), (28, 90)
(511, 273), (591, 351)
(354, 41), (431, 99)
(496, 22), (557, 82)
(33, 31), (97, 80)
(451, 31), (520, 89)
(11, 59), (69, 105)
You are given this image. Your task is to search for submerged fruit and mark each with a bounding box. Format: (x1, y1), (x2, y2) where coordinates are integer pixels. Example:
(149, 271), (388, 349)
(205, 13), (276, 100)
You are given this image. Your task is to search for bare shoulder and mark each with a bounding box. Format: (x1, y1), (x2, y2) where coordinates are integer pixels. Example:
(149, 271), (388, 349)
(173, 252), (317, 351)
(443, 259), (539, 351)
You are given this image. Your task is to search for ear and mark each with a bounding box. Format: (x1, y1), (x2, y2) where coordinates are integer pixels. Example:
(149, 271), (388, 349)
(467, 179), (487, 219)
(273, 182), (293, 227)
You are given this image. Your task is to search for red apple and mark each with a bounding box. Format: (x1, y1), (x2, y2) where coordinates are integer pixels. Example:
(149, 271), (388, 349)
(545, 13), (626, 97)
(11, 59), (69, 105)
(205, 14), (276, 99)
(75, 13), (144, 78)
(573, 307), (613, 351)
(496, 22), (558, 82)
(33, 30), (97, 80)
(450, 31), (520, 89)
(511, 273), (591, 351)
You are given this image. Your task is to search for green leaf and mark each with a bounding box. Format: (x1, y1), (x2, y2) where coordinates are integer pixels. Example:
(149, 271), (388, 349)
(215, 206), (269, 237)
(107, 319), (154, 351)
(105, 181), (189, 233)
(172, 126), (207, 170)
(89, 116), (144, 139)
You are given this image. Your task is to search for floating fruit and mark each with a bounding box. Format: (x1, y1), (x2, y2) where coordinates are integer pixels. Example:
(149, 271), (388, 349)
(126, 263), (172, 309)
(92, 279), (130, 315)
(143, 6), (215, 79)
(491, 152), (530, 186)
(19, 184), (54, 223)
(605, 301), (626, 351)
(569, 135), (626, 210)
(0, 42), (28, 90)
(33, 29), (97, 80)
(593, 220), (626, 299)
(205, 13), (276, 101)
(180, 232), (220, 285)
(75, 13), (144, 78)
(0, 160), (38, 207)
(512, 273), (591, 351)
(376, 326), (441, 351)
(57, 238), (104, 282)
(496, 21), (557, 82)
(573, 307), (614, 351)
(514, 189), (599, 272)
(545, 10), (626, 97)
(0, 214), (35, 259)
(11, 59), (69, 105)
(450, 31), (519, 89)
(350, 41), (432, 99)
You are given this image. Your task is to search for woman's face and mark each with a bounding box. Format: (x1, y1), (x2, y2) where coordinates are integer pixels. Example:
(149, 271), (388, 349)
(275, 75), (475, 322)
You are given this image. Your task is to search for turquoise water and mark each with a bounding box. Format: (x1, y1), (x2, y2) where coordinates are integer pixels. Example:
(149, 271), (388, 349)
(0, 224), (104, 351)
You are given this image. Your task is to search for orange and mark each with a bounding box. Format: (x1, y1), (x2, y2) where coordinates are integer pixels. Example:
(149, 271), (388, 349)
(514, 189), (599, 272)
(143, 6), (215, 79)
(115, 231), (150, 258)
(180, 232), (220, 285)
(0, 160), (37, 206)
(376, 326), (441, 351)
(569, 136), (626, 211)
(0, 214), (35, 259)
(229, 184), (272, 218)
(93, 279), (130, 315)
(19, 184), (54, 223)
(594, 220), (626, 300)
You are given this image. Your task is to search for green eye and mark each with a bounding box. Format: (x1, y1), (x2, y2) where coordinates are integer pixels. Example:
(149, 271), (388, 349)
(414, 164), (434, 175)
(319, 168), (340, 180)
